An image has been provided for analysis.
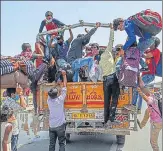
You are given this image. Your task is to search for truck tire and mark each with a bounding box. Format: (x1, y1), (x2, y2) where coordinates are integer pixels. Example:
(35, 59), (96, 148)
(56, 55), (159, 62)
(66, 133), (71, 143)
(116, 135), (125, 144)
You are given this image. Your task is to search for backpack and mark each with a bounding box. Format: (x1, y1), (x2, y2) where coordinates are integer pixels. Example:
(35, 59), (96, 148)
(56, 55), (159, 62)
(118, 47), (140, 87)
(129, 9), (162, 36)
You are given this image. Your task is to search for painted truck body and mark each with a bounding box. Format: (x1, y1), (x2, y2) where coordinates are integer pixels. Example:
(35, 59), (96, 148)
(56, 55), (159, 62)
(37, 82), (138, 140)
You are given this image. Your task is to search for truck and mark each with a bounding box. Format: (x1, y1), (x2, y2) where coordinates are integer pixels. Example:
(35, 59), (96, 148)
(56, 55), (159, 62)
(36, 82), (138, 144)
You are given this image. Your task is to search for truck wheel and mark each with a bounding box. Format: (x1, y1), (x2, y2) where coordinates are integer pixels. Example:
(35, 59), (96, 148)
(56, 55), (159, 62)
(66, 133), (71, 143)
(116, 135), (125, 144)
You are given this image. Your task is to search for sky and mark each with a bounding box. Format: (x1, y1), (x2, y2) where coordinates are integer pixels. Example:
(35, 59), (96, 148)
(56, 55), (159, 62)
(1, 1), (162, 82)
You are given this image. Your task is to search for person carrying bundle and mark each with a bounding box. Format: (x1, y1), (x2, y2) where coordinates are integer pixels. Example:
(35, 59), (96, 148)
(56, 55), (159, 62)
(113, 9), (162, 72)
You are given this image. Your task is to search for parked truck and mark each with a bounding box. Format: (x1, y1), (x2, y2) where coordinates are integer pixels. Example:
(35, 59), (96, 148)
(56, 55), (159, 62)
(36, 82), (138, 144)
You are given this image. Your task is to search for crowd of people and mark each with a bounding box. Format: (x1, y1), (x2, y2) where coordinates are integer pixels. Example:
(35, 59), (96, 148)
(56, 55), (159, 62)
(1, 9), (162, 151)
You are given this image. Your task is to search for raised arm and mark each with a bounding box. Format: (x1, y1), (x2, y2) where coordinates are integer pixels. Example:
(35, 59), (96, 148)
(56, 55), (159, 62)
(58, 70), (67, 102)
(78, 22), (101, 42)
(67, 26), (73, 44)
(106, 23), (114, 53)
(137, 76), (150, 103)
(137, 87), (149, 102)
(62, 70), (67, 88)
(35, 43), (44, 56)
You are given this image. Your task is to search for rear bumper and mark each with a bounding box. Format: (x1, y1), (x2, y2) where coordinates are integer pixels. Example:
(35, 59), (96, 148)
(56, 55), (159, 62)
(66, 127), (130, 135)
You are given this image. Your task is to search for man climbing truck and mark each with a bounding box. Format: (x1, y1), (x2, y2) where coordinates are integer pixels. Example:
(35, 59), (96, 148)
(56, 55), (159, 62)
(37, 82), (137, 144)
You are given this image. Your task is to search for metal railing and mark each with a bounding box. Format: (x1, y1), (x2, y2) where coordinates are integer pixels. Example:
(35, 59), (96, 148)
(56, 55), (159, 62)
(36, 20), (111, 40)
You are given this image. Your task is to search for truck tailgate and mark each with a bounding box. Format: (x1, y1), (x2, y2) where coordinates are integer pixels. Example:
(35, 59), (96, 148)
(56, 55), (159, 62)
(37, 82), (132, 112)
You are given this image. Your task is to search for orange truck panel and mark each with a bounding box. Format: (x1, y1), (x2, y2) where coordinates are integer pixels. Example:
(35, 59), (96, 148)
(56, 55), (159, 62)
(37, 82), (133, 111)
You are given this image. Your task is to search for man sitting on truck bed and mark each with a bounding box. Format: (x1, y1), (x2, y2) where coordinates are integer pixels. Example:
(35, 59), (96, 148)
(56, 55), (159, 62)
(67, 22), (101, 82)
(99, 23), (121, 125)
(47, 70), (67, 151)
(49, 26), (73, 69)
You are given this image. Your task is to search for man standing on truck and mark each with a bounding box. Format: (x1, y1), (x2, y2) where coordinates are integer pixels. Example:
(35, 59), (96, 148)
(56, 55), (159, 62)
(39, 11), (66, 62)
(99, 23), (121, 125)
(47, 70), (67, 151)
(39, 11), (65, 40)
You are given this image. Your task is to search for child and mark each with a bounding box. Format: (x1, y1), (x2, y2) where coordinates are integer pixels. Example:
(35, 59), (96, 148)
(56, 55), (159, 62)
(1, 105), (14, 151)
(3, 87), (26, 151)
(137, 77), (162, 151)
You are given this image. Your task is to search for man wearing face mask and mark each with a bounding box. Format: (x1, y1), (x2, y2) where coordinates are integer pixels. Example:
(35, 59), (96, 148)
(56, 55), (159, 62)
(39, 11), (65, 36)
(3, 88), (26, 151)
(39, 11), (66, 62)
(49, 26), (73, 69)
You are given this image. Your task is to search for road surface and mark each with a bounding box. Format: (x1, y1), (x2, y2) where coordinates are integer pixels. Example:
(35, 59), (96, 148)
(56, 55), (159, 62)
(18, 134), (123, 151)
(18, 101), (162, 151)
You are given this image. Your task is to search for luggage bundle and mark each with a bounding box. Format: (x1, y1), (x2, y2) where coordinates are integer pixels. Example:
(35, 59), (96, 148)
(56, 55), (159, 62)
(1, 71), (30, 89)
(0, 57), (33, 89)
(129, 9), (162, 36)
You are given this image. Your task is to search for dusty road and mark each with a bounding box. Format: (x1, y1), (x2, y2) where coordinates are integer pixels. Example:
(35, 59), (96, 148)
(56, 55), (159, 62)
(18, 134), (123, 151)
(18, 101), (162, 151)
